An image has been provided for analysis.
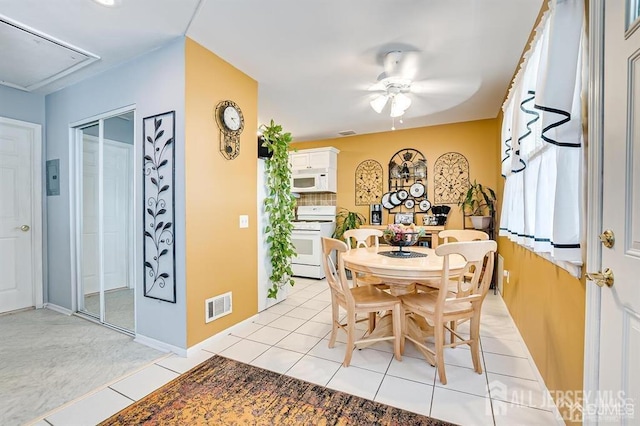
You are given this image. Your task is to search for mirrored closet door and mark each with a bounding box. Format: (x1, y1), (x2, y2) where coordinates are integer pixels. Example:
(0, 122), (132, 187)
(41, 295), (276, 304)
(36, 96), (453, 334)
(75, 109), (135, 333)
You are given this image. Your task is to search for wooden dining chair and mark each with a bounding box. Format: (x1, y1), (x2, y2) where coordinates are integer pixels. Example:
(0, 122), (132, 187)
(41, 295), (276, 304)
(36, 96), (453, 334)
(399, 240), (497, 385)
(343, 229), (389, 290)
(416, 229), (490, 293)
(321, 236), (402, 367)
(439, 229), (489, 244)
(433, 229), (492, 341)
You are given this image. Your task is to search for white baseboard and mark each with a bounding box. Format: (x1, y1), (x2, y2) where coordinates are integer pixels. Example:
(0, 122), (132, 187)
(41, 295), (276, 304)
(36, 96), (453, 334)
(185, 314), (259, 358)
(44, 303), (73, 316)
(134, 334), (185, 356)
(134, 314), (259, 357)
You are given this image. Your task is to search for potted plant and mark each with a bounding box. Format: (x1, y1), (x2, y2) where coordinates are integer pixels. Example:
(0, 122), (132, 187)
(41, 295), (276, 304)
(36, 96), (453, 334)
(332, 208), (365, 279)
(332, 208), (366, 242)
(261, 120), (296, 299)
(458, 180), (497, 230)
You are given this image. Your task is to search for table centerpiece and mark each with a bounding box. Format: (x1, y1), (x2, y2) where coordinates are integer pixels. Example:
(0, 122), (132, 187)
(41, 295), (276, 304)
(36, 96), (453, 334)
(382, 223), (426, 256)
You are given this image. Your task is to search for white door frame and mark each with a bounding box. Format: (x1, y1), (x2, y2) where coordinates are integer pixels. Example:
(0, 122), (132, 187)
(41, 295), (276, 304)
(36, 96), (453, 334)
(0, 116), (43, 309)
(69, 105), (136, 318)
(584, 1), (605, 422)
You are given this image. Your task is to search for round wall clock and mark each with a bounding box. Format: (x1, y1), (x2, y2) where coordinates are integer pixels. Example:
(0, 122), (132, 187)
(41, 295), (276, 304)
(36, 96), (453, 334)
(214, 100), (244, 160)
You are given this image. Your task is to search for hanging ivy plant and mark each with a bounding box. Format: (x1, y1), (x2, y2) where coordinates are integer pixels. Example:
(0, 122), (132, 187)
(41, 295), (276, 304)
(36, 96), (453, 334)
(261, 120), (296, 299)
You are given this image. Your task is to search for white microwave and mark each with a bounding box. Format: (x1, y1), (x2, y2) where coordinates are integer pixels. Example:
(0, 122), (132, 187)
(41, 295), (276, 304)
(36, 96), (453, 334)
(291, 168), (337, 193)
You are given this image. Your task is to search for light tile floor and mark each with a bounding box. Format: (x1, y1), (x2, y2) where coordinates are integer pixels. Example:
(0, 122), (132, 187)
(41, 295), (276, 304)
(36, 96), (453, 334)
(30, 278), (564, 425)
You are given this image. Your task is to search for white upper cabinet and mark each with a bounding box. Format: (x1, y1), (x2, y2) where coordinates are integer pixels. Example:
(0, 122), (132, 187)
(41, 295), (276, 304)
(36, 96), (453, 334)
(289, 147), (339, 170)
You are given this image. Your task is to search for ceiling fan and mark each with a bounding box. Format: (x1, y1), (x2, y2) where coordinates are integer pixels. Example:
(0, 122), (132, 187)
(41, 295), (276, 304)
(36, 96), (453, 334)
(367, 50), (482, 129)
(368, 50), (420, 118)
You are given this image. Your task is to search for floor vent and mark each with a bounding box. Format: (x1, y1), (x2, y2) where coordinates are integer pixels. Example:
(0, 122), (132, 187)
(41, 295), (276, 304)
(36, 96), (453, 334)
(205, 292), (232, 323)
(338, 130), (356, 136)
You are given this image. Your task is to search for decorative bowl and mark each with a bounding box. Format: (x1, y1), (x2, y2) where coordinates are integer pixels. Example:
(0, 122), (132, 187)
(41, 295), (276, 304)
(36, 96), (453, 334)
(382, 224), (425, 255)
(383, 231), (422, 247)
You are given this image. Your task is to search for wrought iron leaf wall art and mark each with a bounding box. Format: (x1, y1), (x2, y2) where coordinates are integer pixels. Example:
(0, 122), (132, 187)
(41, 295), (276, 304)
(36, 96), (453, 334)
(143, 111), (176, 303)
(434, 152), (470, 204)
(355, 159), (383, 205)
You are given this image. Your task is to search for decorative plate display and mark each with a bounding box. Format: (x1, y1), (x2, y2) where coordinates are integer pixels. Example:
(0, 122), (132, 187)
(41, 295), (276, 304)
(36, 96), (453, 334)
(381, 192), (395, 210)
(409, 180), (425, 198)
(397, 189), (409, 201)
(404, 199), (415, 209)
(390, 191), (401, 206)
(419, 199), (432, 212)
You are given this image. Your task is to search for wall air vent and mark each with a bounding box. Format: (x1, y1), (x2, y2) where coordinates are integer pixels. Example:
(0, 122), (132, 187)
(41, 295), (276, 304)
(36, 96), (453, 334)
(0, 15), (100, 91)
(205, 292), (232, 323)
(338, 130), (357, 136)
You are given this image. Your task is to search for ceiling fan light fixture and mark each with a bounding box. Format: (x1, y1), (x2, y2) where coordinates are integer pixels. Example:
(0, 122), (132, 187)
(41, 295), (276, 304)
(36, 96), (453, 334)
(93, 0), (122, 7)
(390, 95), (408, 118)
(370, 94), (388, 114)
(394, 92), (412, 111)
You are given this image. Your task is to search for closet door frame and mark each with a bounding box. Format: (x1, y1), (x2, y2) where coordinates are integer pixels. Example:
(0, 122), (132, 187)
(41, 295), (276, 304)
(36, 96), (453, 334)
(69, 105), (136, 332)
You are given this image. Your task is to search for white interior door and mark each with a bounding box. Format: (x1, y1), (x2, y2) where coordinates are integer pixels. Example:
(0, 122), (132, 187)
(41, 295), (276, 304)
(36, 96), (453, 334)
(0, 118), (41, 313)
(82, 137), (131, 294)
(103, 142), (132, 290)
(591, 1), (640, 422)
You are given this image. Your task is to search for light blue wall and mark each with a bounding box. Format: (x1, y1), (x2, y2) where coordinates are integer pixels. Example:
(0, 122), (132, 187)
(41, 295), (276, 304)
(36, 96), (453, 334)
(45, 37), (187, 349)
(0, 85), (45, 125)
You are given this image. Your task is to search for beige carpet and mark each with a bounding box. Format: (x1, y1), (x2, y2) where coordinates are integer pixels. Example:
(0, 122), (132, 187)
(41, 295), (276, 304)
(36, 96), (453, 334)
(0, 308), (164, 426)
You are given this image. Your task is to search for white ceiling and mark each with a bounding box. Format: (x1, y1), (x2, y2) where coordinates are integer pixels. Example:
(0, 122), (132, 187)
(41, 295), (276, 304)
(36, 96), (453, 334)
(0, 0), (542, 141)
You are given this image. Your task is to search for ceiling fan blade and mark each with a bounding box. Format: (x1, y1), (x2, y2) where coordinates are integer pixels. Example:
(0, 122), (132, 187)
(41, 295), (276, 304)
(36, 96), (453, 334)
(368, 81), (387, 92)
(411, 77), (480, 95)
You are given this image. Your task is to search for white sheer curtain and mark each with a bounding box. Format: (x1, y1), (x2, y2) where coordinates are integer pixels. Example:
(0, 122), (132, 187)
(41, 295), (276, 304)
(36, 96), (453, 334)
(499, 0), (585, 277)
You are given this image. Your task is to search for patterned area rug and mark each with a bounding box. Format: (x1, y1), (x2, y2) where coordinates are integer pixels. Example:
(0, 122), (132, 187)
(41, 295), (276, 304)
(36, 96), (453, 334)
(101, 355), (454, 425)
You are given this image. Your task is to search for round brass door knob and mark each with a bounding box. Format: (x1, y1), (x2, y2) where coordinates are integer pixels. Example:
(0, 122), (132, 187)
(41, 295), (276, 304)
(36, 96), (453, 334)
(20, 225), (30, 232)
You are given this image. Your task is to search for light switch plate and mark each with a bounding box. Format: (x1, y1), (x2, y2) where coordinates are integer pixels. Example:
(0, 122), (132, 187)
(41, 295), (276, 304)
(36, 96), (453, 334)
(239, 215), (249, 228)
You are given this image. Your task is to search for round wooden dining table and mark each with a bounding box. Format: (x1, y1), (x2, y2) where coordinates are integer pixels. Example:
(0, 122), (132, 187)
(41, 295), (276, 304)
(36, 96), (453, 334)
(341, 246), (466, 295)
(341, 245), (467, 364)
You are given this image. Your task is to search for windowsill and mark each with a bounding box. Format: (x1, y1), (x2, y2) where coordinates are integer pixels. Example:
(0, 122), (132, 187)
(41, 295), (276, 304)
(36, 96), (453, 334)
(499, 235), (583, 279)
(526, 248), (582, 279)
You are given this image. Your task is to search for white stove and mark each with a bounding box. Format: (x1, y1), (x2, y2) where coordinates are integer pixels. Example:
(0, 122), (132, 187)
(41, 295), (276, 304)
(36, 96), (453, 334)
(291, 206), (336, 279)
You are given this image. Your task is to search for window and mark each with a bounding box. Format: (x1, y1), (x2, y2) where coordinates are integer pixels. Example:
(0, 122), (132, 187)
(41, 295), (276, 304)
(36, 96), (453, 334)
(499, 0), (586, 277)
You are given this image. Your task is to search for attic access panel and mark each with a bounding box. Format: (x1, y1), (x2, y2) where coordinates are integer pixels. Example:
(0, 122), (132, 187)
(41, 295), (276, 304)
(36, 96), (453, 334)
(0, 16), (99, 91)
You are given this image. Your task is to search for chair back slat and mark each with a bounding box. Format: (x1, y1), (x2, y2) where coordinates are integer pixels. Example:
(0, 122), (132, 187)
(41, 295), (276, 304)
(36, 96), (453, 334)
(343, 229), (382, 249)
(434, 240), (497, 309)
(439, 229), (489, 244)
(321, 237), (354, 304)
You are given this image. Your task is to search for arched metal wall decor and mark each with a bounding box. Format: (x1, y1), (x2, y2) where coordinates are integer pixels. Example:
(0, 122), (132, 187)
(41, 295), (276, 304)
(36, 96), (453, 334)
(355, 159), (384, 205)
(433, 152), (470, 204)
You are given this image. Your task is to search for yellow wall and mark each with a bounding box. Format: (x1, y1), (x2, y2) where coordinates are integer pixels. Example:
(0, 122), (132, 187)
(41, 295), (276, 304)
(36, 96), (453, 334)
(495, 120), (585, 422)
(184, 38), (258, 346)
(293, 118), (500, 230)
(497, 237), (585, 422)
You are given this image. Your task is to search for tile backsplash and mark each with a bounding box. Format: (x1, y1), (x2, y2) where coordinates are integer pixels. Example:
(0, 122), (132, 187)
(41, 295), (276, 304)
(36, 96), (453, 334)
(296, 192), (336, 206)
